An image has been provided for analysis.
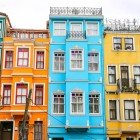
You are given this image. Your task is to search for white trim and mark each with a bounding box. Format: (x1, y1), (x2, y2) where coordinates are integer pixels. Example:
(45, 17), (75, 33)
(3, 49), (14, 69)
(52, 51), (65, 72)
(52, 91), (65, 115)
(108, 99), (120, 121)
(33, 83), (45, 106)
(70, 21), (83, 32)
(132, 65), (140, 84)
(70, 47), (84, 71)
(53, 21), (66, 36)
(89, 92), (101, 115)
(88, 51), (100, 73)
(86, 21), (99, 36)
(16, 46), (31, 67)
(0, 119), (15, 140)
(34, 49), (46, 69)
(70, 89), (85, 115)
(107, 65), (117, 85)
(0, 110), (47, 112)
(1, 83), (12, 105)
(123, 99), (136, 121)
(14, 82), (30, 105)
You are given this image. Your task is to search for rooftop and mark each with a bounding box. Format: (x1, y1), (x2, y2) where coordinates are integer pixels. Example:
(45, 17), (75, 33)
(104, 19), (140, 32)
(50, 7), (102, 16)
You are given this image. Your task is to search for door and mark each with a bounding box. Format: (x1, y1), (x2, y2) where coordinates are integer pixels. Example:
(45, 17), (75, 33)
(121, 66), (129, 88)
(0, 121), (13, 140)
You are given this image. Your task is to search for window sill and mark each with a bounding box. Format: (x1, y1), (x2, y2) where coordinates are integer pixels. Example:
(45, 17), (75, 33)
(70, 69), (84, 71)
(88, 71), (100, 73)
(52, 113), (65, 116)
(53, 71), (65, 73)
(89, 113), (101, 116)
(70, 113), (85, 116)
(112, 50), (136, 52)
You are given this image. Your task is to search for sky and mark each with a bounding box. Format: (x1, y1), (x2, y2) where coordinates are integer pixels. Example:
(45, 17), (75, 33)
(0, 0), (140, 29)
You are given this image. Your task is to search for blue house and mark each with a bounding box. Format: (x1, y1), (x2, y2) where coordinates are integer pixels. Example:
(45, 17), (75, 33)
(48, 7), (106, 140)
(0, 12), (11, 62)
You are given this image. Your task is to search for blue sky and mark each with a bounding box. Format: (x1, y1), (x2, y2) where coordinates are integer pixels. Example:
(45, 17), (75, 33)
(0, 0), (139, 29)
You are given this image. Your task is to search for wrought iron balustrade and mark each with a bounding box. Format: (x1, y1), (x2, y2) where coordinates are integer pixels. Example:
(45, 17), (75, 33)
(67, 31), (86, 39)
(117, 78), (137, 92)
(50, 7), (102, 16)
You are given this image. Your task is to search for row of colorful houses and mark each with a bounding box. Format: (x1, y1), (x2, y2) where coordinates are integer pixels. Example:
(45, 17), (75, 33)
(0, 7), (140, 140)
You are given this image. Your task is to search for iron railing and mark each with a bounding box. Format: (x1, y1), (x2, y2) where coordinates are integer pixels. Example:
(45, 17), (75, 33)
(50, 7), (102, 16)
(67, 31), (86, 39)
(117, 78), (137, 92)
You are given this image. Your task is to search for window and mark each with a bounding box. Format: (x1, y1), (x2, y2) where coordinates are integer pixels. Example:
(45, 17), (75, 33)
(3, 85), (11, 105)
(108, 66), (116, 84)
(5, 51), (13, 68)
(0, 22), (2, 38)
(34, 121), (42, 140)
(133, 66), (140, 84)
(109, 100), (117, 120)
(54, 52), (65, 71)
(17, 48), (29, 67)
(35, 85), (43, 105)
(52, 138), (64, 140)
(53, 94), (64, 114)
(71, 92), (83, 114)
(54, 22), (66, 36)
(71, 49), (83, 70)
(138, 101), (140, 120)
(16, 84), (28, 104)
(88, 52), (99, 72)
(125, 38), (133, 50)
(124, 100), (135, 120)
(89, 94), (100, 114)
(36, 51), (44, 69)
(113, 37), (122, 50)
(87, 23), (98, 36)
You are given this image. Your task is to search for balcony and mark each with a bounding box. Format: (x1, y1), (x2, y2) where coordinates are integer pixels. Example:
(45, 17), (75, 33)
(66, 31), (86, 40)
(117, 78), (138, 92)
(50, 7), (102, 16)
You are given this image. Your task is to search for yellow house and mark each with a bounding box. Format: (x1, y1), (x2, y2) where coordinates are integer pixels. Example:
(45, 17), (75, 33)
(0, 28), (49, 140)
(104, 20), (140, 140)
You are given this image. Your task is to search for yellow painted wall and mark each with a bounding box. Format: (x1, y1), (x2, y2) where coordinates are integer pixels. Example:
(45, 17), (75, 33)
(105, 32), (140, 139)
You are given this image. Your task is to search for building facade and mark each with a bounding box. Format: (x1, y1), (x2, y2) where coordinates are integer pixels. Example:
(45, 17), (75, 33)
(104, 20), (140, 140)
(0, 12), (11, 66)
(48, 7), (106, 140)
(0, 28), (49, 140)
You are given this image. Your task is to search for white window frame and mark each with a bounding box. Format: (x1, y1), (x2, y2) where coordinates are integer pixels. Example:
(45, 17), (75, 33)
(86, 22), (99, 36)
(70, 90), (84, 115)
(124, 100), (136, 120)
(124, 37), (134, 51)
(34, 49), (46, 69)
(89, 93), (100, 115)
(53, 51), (65, 72)
(88, 52), (99, 72)
(107, 65), (117, 84)
(70, 49), (84, 70)
(52, 93), (65, 115)
(108, 100), (120, 121)
(113, 37), (122, 50)
(53, 21), (66, 36)
(0, 22), (2, 38)
(70, 21), (83, 32)
(133, 65), (140, 84)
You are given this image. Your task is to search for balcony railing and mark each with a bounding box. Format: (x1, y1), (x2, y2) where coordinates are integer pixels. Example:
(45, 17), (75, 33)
(67, 31), (86, 39)
(117, 78), (137, 92)
(50, 7), (102, 16)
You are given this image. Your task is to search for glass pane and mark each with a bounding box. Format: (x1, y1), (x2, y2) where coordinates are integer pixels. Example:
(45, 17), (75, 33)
(59, 104), (64, 113)
(125, 101), (134, 109)
(125, 110), (129, 119)
(94, 105), (99, 113)
(22, 89), (27, 95)
(17, 88), (21, 95)
(89, 104), (93, 113)
(53, 104), (58, 113)
(130, 110), (135, 119)
(78, 104), (83, 112)
(23, 60), (28, 66)
(72, 104), (77, 112)
(22, 96), (26, 103)
(18, 59), (23, 65)
(19, 52), (23, 58)
(17, 97), (21, 103)
(134, 66), (140, 74)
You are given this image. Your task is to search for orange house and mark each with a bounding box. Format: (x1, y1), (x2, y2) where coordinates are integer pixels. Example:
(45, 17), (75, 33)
(0, 28), (49, 140)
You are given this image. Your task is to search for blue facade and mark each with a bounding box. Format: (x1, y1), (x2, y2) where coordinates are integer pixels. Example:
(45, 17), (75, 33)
(48, 7), (106, 140)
